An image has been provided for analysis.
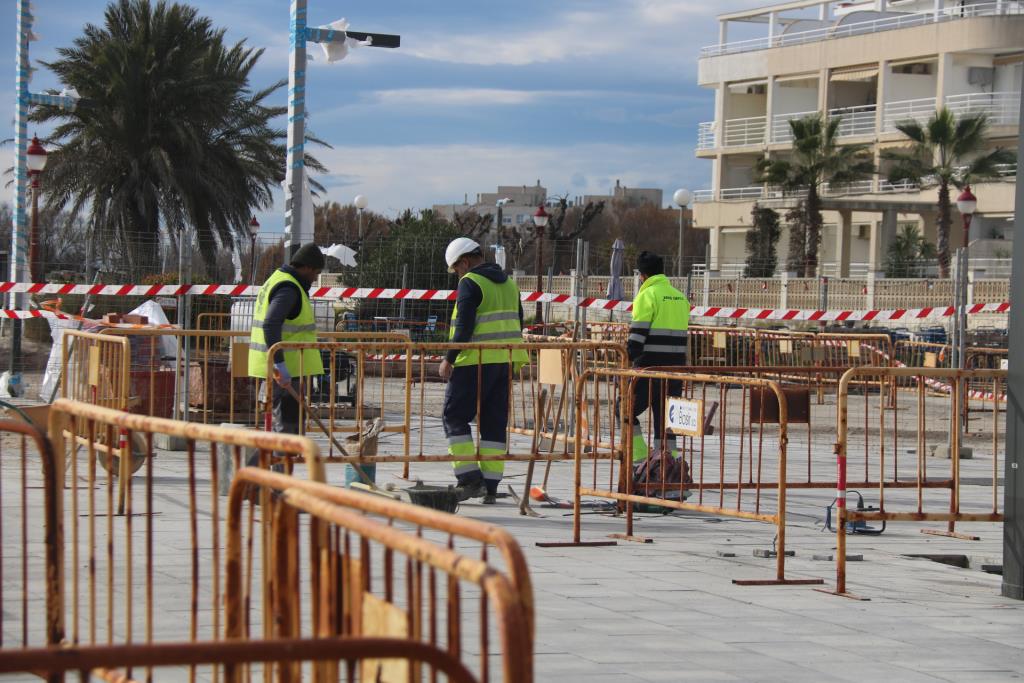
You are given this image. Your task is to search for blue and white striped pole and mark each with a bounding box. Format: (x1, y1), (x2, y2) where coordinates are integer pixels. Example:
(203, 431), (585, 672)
(285, 0), (308, 258)
(10, 1), (79, 384)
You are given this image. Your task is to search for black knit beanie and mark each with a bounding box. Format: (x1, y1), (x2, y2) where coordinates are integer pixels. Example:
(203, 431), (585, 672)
(290, 243), (325, 269)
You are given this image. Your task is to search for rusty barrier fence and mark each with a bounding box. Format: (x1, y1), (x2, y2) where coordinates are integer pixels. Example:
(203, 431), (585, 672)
(556, 367), (824, 587)
(831, 367), (1006, 598)
(225, 468), (533, 682)
(0, 419), (62, 651)
(0, 638), (480, 683)
(60, 330), (131, 411)
(41, 399), (322, 658)
(99, 329), (413, 429)
(263, 340), (628, 482)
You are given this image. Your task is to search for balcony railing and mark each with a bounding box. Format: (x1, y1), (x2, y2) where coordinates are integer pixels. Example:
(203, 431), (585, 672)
(723, 115), (767, 147)
(829, 104), (877, 137)
(697, 121), (717, 150)
(883, 97), (937, 131)
(700, 1), (1024, 58)
(695, 167), (1016, 204)
(945, 91), (1021, 126)
(772, 110), (817, 143)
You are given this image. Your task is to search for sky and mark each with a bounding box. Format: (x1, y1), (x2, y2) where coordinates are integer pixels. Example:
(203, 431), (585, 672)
(3, 0), (766, 233)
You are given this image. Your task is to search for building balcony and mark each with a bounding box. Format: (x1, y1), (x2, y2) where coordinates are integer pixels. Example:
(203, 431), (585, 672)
(701, 1), (1023, 59)
(693, 167), (1016, 203)
(945, 91), (1021, 126)
(882, 97), (937, 131)
(829, 104), (877, 137)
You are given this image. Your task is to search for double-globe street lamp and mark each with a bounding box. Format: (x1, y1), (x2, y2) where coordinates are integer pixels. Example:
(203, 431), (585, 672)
(532, 204), (550, 327)
(26, 135), (48, 283)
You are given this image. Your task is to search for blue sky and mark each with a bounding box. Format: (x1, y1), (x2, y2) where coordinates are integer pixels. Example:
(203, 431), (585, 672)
(4, 0), (765, 231)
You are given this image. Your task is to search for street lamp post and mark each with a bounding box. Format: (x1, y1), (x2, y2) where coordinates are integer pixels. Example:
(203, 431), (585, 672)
(354, 194), (368, 246)
(532, 205), (550, 328)
(673, 189), (692, 278)
(495, 197), (511, 249)
(26, 135), (48, 283)
(956, 186), (978, 371)
(248, 216), (260, 285)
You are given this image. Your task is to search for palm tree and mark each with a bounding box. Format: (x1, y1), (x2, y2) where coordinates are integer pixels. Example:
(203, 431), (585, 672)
(883, 107), (1016, 278)
(30, 0), (303, 279)
(755, 114), (875, 277)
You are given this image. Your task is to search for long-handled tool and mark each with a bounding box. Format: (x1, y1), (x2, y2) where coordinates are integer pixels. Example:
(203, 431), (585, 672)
(518, 387), (548, 517)
(278, 377), (379, 489)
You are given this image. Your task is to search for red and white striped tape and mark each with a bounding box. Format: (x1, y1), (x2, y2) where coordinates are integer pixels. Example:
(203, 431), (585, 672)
(0, 280), (1009, 321)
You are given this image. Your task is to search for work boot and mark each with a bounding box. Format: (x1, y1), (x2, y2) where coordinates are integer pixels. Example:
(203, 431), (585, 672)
(482, 493), (497, 505)
(455, 471), (487, 502)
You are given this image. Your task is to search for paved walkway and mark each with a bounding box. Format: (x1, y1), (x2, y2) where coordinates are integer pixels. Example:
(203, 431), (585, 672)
(1, 410), (1020, 682)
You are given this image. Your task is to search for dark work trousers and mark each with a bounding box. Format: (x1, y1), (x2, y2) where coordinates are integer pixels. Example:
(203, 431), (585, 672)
(248, 377), (300, 471)
(443, 364), (510, 495)
(629, 376), (683, 452)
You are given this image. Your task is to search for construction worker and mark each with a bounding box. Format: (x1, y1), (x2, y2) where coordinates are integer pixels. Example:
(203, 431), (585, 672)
(248, 243), (325, 445)
(627, 250), (690, 461)
(439, 237), (528, 504)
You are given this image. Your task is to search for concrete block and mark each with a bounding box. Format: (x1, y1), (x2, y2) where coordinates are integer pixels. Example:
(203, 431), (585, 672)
(153, 433), (188, 451)
(753, 549), (795, 558)
(812, 553), (863, 562)
(928, 444), (973, 459)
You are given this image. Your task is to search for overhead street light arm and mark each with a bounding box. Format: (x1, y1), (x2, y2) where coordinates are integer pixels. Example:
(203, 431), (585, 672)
(305, 27), (400, 48)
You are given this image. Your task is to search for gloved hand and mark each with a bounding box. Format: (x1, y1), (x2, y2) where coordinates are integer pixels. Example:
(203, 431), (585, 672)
(274, 361), (292, 388)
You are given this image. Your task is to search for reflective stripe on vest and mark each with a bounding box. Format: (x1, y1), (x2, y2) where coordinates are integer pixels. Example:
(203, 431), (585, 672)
(247, 269), (324, 377)
(450, 272), (529, 367)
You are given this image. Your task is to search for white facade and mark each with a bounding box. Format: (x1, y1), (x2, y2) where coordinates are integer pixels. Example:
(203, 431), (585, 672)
(694, 0), (1022, 276)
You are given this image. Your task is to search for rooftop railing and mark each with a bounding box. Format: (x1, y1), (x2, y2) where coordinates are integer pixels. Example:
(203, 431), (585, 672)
(701, 2), (1023, 58)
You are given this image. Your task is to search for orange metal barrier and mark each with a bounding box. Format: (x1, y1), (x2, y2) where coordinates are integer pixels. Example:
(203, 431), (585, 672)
(0, 638), (478, 683)
(61, 330), (131, 411)
(227, 468), (533, 682)
(102, 328), (412, 427)
(556, 367), (823, 587)
(0, 419), (62, 649)
(47, 399), (322, 654)
(264, 340), (628, 476)
(830, 367), (1005, 598)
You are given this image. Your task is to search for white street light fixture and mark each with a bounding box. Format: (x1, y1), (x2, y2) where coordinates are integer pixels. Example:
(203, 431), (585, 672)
(354, 194), (368, 245)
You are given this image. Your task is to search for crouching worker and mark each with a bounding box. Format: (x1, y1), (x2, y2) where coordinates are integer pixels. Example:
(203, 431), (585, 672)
(626, 251), (690, 462)
(438, 238), (528, 504)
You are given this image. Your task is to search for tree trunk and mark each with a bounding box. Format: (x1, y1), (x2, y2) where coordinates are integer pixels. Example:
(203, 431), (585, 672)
(785, 202), (807, 275)
(804, 186), (823, 278)
(936, 181), (952, 279)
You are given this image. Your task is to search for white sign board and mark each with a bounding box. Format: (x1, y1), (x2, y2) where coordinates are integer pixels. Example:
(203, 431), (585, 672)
(666, 397), (704, 437)
(1001, 358), (1008, 371)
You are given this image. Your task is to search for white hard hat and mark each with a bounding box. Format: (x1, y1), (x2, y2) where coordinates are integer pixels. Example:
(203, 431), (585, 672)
(445, 237), (481, 272)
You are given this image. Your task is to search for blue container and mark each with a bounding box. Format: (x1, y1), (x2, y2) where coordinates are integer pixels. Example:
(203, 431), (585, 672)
(344, 463), (376, 488)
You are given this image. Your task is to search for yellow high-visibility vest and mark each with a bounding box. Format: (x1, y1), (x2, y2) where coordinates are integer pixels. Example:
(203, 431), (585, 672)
(247, 269), (324, 377)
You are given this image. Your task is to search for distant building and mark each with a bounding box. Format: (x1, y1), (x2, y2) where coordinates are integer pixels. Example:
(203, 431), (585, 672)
(433, 180), (555, 228)
(584, 179), (664, 208)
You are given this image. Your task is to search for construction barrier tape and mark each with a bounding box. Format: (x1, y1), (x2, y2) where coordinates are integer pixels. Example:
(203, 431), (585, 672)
(0, 281), (1010, 321)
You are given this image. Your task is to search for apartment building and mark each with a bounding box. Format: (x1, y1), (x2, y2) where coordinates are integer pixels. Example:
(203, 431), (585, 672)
(694, 0), (1021, 276)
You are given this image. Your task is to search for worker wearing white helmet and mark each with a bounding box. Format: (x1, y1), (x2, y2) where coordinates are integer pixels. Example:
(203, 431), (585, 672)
(439, 237), (528, 504)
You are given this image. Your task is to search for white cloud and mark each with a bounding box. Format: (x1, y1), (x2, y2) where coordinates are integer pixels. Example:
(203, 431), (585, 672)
(368, 88), (599, 107)
(270, 142), (709, 219)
